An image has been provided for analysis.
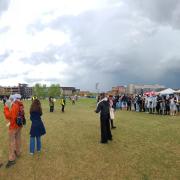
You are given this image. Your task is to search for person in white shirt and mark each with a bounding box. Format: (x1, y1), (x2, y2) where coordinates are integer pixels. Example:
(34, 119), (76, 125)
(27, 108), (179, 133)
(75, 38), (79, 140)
(170, 96), (177, 116)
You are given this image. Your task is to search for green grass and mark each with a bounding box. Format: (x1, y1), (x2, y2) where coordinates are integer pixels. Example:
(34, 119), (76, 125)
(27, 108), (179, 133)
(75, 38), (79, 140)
(0, 99), (180, 180)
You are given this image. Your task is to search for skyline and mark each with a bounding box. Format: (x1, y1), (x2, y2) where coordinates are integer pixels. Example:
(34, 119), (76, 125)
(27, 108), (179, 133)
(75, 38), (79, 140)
(0, 82), (178, 92)
(0, 0), (180, 91)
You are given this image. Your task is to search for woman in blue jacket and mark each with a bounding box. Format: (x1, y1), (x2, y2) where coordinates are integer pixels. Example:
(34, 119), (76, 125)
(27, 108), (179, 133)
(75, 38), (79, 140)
(29, 99), (46, 155)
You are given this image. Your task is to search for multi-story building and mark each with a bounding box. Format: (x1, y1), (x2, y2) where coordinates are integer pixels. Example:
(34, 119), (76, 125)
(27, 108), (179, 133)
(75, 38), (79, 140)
(0, 86), (20, 95)
(18, 83), (33, 98)
(108, 86), (126, 96)
(0, 84), (33, 98)
(79, 91), (91, 96)
(126, 84), (166, 94)
(0, 84), (79, 98)
(60, 87), (80, 96)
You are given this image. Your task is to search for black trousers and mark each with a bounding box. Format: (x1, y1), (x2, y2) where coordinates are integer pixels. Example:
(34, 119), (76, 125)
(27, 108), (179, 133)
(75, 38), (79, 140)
(50, 106), (54, 112)
(127, 105), (131, 111)
(100, 117), (112, 143)
(61, 105), (65, 112)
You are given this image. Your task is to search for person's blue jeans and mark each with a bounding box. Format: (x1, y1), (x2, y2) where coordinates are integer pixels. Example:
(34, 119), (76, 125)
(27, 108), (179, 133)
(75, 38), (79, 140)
(30, 136), (41, 153)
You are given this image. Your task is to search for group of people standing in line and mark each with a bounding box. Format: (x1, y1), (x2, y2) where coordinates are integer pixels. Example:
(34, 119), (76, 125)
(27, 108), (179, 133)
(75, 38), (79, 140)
(95, 93), (116, 144)
(95, 92), (180, 143)
(112, 94), (180, 116)
(1, 95), (46, 168)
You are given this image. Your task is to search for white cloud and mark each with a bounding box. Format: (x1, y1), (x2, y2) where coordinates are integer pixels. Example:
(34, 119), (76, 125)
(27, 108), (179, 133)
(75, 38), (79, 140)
(0, 0), (180, 90)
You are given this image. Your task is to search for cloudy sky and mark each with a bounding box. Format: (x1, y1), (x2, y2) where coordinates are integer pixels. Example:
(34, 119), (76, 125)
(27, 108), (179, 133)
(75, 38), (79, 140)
(0, 0), (180, 91)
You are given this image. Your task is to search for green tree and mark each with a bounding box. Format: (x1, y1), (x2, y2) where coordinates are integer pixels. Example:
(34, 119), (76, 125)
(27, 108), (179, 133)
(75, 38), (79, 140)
(33, 83), (47, 99)
(48, 84), (61, 98)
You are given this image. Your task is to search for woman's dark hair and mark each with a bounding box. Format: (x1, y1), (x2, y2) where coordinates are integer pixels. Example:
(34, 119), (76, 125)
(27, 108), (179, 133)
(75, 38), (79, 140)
(30, 99), (42, 114)
(100, 93), (106, 99)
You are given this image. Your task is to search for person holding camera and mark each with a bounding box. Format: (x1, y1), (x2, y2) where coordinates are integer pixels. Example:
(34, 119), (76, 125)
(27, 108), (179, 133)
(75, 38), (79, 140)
(4, 94), (25, 168)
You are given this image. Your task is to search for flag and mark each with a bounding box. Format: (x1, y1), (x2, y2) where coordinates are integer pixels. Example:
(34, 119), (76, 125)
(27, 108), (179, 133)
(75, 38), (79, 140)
(95, 82), (99, 90)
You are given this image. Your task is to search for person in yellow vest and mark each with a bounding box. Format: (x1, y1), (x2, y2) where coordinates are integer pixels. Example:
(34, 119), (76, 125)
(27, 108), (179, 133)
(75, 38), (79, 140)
(60, 96), (66, 112)
(32, 96), (37, 102)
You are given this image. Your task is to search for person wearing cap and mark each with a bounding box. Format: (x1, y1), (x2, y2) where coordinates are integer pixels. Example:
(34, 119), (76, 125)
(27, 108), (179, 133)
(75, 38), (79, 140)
(4, 94), (24, 168)
(95, 93), (112, 144)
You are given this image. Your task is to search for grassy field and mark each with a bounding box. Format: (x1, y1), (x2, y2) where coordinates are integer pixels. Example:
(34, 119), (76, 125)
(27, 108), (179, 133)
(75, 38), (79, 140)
(0, 98), (180, 180)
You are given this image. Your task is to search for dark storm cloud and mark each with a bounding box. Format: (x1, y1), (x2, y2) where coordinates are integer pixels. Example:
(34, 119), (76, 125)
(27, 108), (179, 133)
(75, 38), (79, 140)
(50, 7), (180, 88)
(126, 0), (180, 28)
(26, 2), (180, 90)
(159, 57), (180, 87)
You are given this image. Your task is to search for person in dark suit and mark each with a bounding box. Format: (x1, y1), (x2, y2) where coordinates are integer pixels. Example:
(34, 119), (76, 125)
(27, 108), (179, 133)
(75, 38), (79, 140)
(95, 93), (112, 144)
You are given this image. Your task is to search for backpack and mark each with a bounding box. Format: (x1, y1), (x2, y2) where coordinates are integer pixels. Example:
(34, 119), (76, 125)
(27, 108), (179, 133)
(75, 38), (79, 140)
(16, 102), (26, 127)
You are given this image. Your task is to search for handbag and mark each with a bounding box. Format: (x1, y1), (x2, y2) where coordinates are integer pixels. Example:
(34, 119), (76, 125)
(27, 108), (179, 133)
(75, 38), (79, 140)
(16, 117), (23, 126)
(16, 111), (24, 127)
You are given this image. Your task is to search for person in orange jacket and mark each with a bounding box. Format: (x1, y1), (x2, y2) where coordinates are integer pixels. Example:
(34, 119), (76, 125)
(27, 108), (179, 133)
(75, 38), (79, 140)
(4, 94), (24, 168)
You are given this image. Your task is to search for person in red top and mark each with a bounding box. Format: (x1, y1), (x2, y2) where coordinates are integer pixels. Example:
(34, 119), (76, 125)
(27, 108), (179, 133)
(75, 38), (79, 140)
(4, 94), (24, 168)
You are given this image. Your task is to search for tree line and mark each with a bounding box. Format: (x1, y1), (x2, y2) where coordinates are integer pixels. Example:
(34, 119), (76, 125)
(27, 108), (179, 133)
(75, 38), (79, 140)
(33, 84), (61, 99)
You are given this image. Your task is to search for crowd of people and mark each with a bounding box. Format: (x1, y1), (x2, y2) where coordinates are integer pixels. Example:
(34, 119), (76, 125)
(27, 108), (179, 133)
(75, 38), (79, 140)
(94, 92), (180, 144)
(1, 91), (179, 168)
(113, 93), (180, 116)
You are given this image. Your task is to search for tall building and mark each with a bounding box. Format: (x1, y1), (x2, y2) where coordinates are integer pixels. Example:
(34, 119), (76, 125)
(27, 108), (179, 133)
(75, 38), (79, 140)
(0, 84), (32, 98)
(0, 86), (20, 95)
(18, 83), (33, 98)
(127, 84), (166, 94)
(107, 85), (126, 95)
(60, 87), (80, 96)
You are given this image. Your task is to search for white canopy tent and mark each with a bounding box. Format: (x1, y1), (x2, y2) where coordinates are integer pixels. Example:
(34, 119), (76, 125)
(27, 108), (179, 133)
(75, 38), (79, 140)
(175, 89), (180, 94)
(158, 88), (176, 95)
